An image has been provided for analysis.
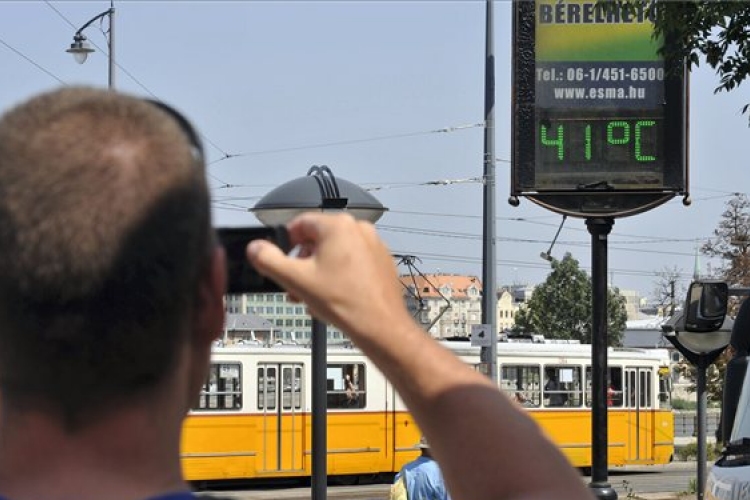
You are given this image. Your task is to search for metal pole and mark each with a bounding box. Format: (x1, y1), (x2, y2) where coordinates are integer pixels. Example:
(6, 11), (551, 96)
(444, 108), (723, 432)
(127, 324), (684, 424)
(311, 318), (327, 500)
(108, 3), (115, 89)
(586, 218), (616, 500)
(696, 357), (707, 500)
(479, 0), (497, 382)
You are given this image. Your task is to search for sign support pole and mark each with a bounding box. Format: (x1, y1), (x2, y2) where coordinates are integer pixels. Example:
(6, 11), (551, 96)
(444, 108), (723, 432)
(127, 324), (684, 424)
(586, 217), (616, 500)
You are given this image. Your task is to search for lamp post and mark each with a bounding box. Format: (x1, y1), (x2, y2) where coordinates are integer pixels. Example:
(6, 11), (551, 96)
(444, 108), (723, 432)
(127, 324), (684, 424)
(66, 1), (115, 89)
(480, 0), (498, 382)
(252, 165), (387, 500)
(662, 281), (732, 500)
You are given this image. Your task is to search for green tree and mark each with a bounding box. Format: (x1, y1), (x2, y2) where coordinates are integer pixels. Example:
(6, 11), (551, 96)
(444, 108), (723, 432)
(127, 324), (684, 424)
(514, 253), (627, 346)
(621, 1), (750, 123)
(702, 193), (750, 287)
(675, 347), (731, 405)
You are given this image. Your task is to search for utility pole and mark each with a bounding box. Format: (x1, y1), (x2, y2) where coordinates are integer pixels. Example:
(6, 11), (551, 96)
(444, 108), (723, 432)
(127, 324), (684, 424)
(480, 0), (497, 381)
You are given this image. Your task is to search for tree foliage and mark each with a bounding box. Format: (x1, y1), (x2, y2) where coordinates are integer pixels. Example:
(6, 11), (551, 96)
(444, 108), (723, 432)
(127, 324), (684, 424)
(513, 253), (627, 346)
(624, 1), (750, 122)
(702, 193), (750, 287)
(675, 347), (731, 404)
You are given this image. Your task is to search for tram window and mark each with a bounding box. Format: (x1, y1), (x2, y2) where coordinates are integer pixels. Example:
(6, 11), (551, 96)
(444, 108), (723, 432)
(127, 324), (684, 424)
(258, 366), (277, 410)
(500, 365), (541, 407)
(627, 371), (637, 408)
(194, 362), (242, 411)
(584, 367), (623, 407)
(544, 365), (582, 408)
(659, 370), (672, 409)
(281, 365), (303, 411)
(327, 363), (366, 409)
(640, 371), (652, 408)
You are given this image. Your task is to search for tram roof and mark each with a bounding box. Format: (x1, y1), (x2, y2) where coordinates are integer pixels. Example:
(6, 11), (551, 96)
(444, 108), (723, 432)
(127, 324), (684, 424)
(212, 338), (669, 363)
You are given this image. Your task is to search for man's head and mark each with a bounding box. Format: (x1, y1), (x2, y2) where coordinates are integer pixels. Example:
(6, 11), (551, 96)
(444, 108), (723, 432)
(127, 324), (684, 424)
(0, 87), (225, 428)
(417, 435), (432, 458)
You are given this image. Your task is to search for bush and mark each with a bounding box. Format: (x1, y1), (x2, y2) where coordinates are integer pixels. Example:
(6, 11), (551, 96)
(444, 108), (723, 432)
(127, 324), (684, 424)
(676, 441), (720, 461)
(672, 398), (697, 410)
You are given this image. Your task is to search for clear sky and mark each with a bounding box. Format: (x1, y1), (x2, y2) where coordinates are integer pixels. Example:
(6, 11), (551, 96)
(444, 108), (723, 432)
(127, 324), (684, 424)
(1, 1), (748, 304)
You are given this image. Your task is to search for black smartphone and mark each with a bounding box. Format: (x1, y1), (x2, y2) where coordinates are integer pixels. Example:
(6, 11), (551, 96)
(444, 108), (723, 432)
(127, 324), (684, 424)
(217, 226), (291, 294)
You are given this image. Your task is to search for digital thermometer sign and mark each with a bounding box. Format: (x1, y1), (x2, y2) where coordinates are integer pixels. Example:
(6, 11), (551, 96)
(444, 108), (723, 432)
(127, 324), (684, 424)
(512, 0), (687, 217)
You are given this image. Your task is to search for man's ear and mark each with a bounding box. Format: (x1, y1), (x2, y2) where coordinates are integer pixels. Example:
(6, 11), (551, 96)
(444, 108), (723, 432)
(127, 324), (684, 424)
(194, 245), (227, 345)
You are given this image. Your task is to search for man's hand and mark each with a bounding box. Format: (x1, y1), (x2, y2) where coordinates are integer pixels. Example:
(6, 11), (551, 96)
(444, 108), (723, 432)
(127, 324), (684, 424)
(246, 213), (411, 342)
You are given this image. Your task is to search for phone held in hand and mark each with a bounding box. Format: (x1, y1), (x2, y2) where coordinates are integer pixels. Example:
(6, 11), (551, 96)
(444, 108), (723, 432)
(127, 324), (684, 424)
(217, 226), (291, 294)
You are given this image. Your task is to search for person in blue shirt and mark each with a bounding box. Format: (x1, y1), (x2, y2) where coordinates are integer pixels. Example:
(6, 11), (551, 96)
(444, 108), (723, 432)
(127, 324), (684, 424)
(394, 437), (451, 500)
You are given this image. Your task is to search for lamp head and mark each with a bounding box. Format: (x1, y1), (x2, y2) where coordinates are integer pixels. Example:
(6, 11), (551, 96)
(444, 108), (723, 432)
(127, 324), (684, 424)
(66, 33), (95, 64)
(253, 166), (387, 226)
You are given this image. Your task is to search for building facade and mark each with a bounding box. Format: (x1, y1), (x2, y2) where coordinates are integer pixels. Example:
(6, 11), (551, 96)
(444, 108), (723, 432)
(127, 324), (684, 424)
(497, 289), (521, 331)
(400, 274), (482, 338)
(224, 293), (345, 342)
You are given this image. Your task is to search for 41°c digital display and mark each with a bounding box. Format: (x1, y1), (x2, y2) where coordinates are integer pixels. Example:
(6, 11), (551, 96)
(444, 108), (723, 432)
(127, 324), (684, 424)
(533, 115), (664, 190)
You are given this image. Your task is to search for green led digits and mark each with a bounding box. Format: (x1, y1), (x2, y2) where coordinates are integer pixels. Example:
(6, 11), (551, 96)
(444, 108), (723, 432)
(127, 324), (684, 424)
(540, 124), (564, 160)
(635, 120), (656, 161)
(539, 119), (658, 163)
(607, 121), (630, 145)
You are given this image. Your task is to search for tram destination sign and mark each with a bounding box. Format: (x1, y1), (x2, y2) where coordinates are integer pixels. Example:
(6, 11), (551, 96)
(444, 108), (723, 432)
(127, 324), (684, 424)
(511, 0), (687, 218)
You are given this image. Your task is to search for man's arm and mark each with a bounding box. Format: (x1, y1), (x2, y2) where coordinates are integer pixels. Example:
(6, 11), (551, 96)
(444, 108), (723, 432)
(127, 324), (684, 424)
(247, 213), (592, 500)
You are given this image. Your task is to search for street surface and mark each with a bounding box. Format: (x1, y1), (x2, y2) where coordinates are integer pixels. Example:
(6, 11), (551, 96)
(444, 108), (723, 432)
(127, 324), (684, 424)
(196, 461), (701, 499)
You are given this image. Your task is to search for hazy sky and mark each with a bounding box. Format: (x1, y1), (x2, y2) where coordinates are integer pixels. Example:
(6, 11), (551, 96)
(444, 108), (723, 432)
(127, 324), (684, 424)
(2, 1), (748, 303)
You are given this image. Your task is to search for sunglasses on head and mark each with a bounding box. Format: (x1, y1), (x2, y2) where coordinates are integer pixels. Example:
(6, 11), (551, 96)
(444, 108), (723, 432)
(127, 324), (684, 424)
(144, 99), (205, 166)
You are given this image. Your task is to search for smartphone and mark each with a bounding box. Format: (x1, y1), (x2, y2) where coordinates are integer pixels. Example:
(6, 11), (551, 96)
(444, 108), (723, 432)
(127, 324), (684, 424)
(217, 226), (291, 294)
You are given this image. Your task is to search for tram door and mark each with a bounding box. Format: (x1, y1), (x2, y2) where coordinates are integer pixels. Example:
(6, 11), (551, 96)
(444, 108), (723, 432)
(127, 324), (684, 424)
(624, 367), (653, 461)
(257, 363), (305, 473)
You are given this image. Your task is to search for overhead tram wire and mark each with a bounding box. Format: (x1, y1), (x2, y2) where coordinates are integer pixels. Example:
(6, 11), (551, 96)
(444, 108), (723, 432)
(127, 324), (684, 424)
(207, 179), (712, 249)
(391, 249), (696, 280)
(0, 38), (66, 85)
(378, 225), (705, 257)
(206, 122), (485, 165)
(387, 207), (709, 244)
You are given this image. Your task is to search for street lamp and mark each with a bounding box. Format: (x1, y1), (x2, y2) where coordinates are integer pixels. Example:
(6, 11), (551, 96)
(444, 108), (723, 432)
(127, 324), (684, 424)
(252, 165), (386, 500)
(66, 1), (115, 89)
(662, 281), (732, 500)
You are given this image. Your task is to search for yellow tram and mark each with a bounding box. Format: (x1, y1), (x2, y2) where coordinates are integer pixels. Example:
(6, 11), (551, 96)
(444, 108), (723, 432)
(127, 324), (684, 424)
(180, 339), (674, 481)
